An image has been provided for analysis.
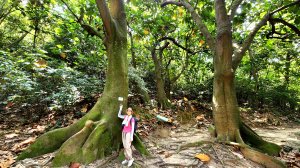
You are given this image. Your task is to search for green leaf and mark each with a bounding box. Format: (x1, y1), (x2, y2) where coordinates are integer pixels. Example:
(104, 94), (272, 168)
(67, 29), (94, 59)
(56, 44), (63, 49)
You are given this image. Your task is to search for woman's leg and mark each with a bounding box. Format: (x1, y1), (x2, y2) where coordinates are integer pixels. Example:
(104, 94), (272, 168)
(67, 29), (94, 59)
(122, 132), (129, 160)
(124, 132), (132, 160)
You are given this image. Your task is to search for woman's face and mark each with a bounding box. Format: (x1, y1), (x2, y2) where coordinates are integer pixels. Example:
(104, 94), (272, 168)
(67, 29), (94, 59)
(126, 108), (133, 116)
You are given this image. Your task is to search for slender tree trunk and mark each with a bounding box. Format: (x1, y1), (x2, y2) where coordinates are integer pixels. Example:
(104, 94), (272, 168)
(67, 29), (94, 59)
(249, 48), (259, 107)
(33, 22), (39, 48)
(165, 68), (171, 98)
(151, 47), (170, 109)
(129, 29), (137, 68)
(284, 52), (291, 87)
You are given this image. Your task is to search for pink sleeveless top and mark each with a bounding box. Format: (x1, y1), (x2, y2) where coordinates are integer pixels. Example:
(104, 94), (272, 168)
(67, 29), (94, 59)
(123, 117), (134, 133)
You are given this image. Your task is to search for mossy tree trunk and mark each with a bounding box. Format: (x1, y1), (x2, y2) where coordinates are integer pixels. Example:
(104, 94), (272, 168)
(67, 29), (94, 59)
(162, 0), (299, 167)
(17, 0), (148, 166)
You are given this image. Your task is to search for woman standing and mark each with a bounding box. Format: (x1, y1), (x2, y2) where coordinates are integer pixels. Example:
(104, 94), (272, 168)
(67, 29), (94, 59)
(118, 103), (135, 167)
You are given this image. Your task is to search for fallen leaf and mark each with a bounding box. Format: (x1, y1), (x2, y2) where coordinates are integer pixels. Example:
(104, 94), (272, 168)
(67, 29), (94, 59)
(12, 137), (36, 152)
(165, 152), (172, 158)
(0, 150), (15, 168)
(158, 150), (165, 154)
(191, 105), (196, 111)
(5, 133), (19, 139)
(196, 115), (205, 121)
(36, 125), (46, 132)
(81, 104), (88, 113)
(28, 125), (46, 134)
(69, 162), (81, 168)
(6, 102), (14, 108)
(195, 153), (210, 163)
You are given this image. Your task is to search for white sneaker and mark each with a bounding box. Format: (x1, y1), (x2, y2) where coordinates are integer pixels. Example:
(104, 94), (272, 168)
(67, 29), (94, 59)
(127, 158), (134, 167)
(121, 159), (128, 165)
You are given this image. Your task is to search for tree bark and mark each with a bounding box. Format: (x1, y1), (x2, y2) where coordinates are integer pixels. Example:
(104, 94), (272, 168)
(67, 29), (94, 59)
(213, 0), (240, 141)
(249, 48), (260, 107)
(284, 52), (291, 87)
(151, 45), (171, 109)
(17, 0), (149, 166)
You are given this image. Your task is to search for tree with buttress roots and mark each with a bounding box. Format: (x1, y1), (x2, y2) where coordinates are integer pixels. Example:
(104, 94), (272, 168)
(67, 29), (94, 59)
(17, 0), (149, 166)
(162, 0), (299, 167)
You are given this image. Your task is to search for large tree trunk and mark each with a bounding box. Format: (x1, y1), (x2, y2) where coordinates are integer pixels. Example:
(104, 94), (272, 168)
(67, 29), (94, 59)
(213, 0), (240, 141)
(17, 0), (149, 166)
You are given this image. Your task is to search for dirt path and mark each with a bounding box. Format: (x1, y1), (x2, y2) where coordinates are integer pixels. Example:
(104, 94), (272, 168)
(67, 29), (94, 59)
(254, 126), (300, 149)
(7, 123), (300, 168)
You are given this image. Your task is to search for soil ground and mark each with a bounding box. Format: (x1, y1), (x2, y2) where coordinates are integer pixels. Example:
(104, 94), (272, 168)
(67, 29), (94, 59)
(1, 104), (299, 168)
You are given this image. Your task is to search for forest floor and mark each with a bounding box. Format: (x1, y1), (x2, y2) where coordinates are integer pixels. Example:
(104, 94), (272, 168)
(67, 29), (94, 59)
(1, 101), (300, 168)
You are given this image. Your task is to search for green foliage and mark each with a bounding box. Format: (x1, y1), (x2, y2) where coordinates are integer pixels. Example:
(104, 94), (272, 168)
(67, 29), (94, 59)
(128, 67), (149, 94)
(0, 50), (103, 114)
(0, 0), (299, 118)
(236, 77), (300, 111)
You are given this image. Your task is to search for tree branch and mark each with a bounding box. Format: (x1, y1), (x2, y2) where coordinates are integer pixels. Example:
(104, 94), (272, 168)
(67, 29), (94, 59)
(158, 36), (196, 54)
(270, 0), (300, 15)
(161, 0), (216, 52)
(161, 0), (183, 7)
(96, 0), (114, 37)
(60, 0), (101, 37)
(232, 13), (270, 70)
(270, 18), (300, 36)
(60, 0), (81, 22)
(229, 0), (243, 21)
(171, 52), (191, 83)
(266, 35), (293, 41)
(0, 5), (14, 25)
(233, 0), (300, 70)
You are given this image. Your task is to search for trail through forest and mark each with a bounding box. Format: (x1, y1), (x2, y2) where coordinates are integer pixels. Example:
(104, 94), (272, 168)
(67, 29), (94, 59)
(1, 107), (299, 168)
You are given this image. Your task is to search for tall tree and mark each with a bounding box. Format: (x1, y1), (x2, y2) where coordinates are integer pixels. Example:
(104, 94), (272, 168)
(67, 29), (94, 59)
(17, 0), (148, 166)
(162, 0), (299, 167)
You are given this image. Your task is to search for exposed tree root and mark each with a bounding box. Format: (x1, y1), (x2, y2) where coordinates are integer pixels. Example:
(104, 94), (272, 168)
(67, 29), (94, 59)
(17, 102), (102, 160)
(52, 120), (105, 166)
(240, 147), (286, 168)
(240, 122), (281, 156)
(17, 97), (150, 167)
(176, 140), (213, 153)
(215, 122), (286, 168)
(133, 133), (150, 156)
(235, 123), (286, 168)
(159, 98), (172, 110)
